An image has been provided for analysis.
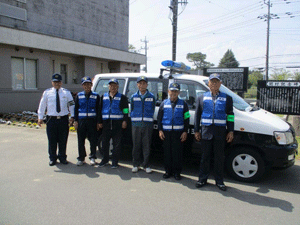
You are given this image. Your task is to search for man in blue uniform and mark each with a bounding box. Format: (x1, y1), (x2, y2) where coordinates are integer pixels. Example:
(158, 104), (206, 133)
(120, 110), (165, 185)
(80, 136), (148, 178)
(74, 76), (101, 166)
(130, 76), (155, 173)
(98, 79), (129, 169)
(38, 73), (75, 166)
(194, 73), (234, 191)
(157, 82), (190, 180)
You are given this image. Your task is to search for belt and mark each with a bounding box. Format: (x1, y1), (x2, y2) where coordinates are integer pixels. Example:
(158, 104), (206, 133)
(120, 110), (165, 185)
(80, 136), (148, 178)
(48, 115), (68, 119)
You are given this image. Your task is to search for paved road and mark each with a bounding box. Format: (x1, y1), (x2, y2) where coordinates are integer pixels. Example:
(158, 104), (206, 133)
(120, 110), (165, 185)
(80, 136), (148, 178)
(0, 124), (300, 225)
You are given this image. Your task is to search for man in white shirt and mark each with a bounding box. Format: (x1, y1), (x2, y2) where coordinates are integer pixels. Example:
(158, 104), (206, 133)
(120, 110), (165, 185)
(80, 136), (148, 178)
(38, 73), (75, 166)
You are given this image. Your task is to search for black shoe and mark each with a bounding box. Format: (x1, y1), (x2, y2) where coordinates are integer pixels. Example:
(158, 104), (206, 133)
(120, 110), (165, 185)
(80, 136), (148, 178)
(163, 173), (172, 179)
(195, 180), (207, 188)
(49, 161), (56, 166)
(111, 162), (119, 169)
(97, 160), (109, 168)
(60, 160), (68, 164)
(174, 174), (181, 180)
(216, 183), (227, 191)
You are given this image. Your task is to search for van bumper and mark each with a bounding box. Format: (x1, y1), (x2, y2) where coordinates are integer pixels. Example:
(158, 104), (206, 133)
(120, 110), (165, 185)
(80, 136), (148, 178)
(262, 142), (298, 168)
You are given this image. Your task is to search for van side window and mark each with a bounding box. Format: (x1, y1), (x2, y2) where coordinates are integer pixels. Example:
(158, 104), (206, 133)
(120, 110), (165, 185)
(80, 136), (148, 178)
(94, 79), (125, 96)
(126, 79), (167, 105)
(175, 80), (208, 109)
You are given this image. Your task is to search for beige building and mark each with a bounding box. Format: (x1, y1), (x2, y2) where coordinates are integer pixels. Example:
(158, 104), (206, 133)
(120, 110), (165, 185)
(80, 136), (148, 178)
(0, 0), (145, 112)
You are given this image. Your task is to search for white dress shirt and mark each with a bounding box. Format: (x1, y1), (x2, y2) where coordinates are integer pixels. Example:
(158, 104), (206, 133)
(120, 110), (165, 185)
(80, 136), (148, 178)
(38, 87), (75, 119)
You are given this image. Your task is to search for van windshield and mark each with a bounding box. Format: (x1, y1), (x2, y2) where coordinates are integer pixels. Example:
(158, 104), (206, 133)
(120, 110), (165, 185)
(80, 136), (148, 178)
(93, 79), (125, 96)
(204, 79), (251, 111)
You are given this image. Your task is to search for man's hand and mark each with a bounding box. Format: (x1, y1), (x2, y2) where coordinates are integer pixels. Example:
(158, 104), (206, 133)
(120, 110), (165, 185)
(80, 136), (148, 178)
(74, 121), (78, 130)
(97, 123), (102, 131)
(159, 130), (165, 141)
(226, 131), (234, 143)
(37, 119), (43, 127)
(69, 117), (74, 126)
(122, 121), (127, 129)
(195, 132), (201, 142)
(180, 132), (187, 142)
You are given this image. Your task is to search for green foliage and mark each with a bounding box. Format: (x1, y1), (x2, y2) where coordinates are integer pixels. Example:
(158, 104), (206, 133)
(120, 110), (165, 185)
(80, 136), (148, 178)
(128, 44), (137, 53)
(293, 71), (300, 80)
(270, 68), (292, 80)
(186, 52), (214, 69)
(218, 49), (239, 68)
(248, 70), (263, 88)
(244, 86), (257, 99)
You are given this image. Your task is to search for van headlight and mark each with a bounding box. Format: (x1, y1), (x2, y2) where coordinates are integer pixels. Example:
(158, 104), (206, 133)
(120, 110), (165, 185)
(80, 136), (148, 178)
(274, 131), (294, 145)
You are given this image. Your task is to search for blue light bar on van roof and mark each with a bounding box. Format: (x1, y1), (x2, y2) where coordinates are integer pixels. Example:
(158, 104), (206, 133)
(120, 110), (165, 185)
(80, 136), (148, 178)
(161, 60), (191, 71)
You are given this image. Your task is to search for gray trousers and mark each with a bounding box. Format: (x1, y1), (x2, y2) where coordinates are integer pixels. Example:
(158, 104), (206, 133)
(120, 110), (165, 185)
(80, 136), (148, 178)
(132, 125), (153, 168)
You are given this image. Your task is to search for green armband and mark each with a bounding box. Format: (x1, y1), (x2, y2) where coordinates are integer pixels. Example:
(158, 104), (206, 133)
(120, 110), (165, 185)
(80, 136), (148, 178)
(184, 111), (191, 119)
(227, 115), (234, 122)
(123, 108), (129, 114)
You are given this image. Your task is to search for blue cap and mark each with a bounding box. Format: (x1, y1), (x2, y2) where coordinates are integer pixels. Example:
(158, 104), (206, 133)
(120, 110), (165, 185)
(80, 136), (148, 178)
(52, 73), (62, 82)
(81, 76), (92, 84)
(137, 76), (148, 83)
(108, 78), (119, 85)
(209, 73), (221, 81)
(169, 82), (180, 91)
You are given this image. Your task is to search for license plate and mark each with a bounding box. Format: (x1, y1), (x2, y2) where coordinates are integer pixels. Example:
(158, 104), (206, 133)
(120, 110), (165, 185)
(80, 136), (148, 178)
(288, 154), (295, 160)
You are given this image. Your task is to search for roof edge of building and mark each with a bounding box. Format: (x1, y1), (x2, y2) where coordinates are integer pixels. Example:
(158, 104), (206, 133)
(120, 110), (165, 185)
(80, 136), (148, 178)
(0, 26), (146, 64)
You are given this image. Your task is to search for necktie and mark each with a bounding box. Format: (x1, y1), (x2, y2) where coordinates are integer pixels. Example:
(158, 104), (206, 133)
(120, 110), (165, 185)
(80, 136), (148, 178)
(56, 89), (61, 113)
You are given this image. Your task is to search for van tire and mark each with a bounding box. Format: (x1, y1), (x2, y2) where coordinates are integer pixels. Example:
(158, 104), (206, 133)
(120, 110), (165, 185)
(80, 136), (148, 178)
(226, 147), (265, 182)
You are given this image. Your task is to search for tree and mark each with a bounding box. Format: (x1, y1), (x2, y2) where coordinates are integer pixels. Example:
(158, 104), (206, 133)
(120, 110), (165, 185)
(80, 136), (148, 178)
(186, 52), (214, 69)
(270, 68), (292, 80)
(248, 70), (263, 88)
(218, 49), (239, 68)
(128, 44), (137, 53)
(293, 71), (300, 80)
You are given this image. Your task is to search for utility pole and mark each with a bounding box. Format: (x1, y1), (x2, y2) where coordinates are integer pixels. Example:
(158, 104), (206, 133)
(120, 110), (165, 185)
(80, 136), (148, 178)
(258, 0), (279, 80)
(141, 36), (148, 73)
(169, 0), (188, 62)
(265, 0), (271, 81)
(172, 0), (178, 61)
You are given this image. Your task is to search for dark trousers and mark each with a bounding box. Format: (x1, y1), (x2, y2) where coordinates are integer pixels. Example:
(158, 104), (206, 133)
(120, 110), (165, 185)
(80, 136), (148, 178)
(46, 116), (69, 161)
(102, 126), (123, 164)
(77, 119), (98, 161)
(163, 130), (184, 175)
(132, 125), (153, 168)
(199, 137), (225, 184)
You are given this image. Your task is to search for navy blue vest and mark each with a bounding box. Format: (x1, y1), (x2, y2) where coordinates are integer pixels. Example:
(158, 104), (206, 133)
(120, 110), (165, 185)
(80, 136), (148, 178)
(130, 91), (155, 123)
(162, 99), (184, 131)
(102, 92), (123, 120)
(78, 91), (98, 119)
(201, 91), (227, 126)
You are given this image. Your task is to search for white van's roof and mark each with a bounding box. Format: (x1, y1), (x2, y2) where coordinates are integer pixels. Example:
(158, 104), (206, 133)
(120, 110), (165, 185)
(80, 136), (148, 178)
(93, 72), (209, 83)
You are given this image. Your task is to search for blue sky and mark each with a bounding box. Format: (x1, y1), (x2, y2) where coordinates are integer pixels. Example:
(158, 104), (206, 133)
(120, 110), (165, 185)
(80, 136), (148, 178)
(129, 0), (300, 74)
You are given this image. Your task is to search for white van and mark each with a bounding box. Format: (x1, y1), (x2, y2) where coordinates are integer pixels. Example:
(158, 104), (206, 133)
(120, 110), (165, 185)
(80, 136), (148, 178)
(92, 72), (298, 182)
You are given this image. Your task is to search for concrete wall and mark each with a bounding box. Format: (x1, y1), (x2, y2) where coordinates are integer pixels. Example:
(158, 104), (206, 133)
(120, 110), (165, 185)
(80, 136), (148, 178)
(0, 44), (141, 113)
(0, 0), (129, 51)
(0, 0), (144, 113)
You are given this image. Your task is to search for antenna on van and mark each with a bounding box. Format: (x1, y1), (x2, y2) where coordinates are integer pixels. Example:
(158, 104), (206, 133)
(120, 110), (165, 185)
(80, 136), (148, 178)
(160, 60), (191, 79)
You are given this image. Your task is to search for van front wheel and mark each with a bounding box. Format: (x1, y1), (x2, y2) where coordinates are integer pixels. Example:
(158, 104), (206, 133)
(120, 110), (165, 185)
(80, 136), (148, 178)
(226, 147), (265, 182)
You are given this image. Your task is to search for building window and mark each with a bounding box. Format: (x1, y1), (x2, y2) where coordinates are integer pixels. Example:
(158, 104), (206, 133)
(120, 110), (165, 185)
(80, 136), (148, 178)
(60, 64), (68, 84)
(11, 57), (37, 90)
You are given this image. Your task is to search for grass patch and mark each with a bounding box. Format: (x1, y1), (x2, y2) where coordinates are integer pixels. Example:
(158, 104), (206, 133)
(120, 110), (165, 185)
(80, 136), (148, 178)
(296, 136), (300, 160)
